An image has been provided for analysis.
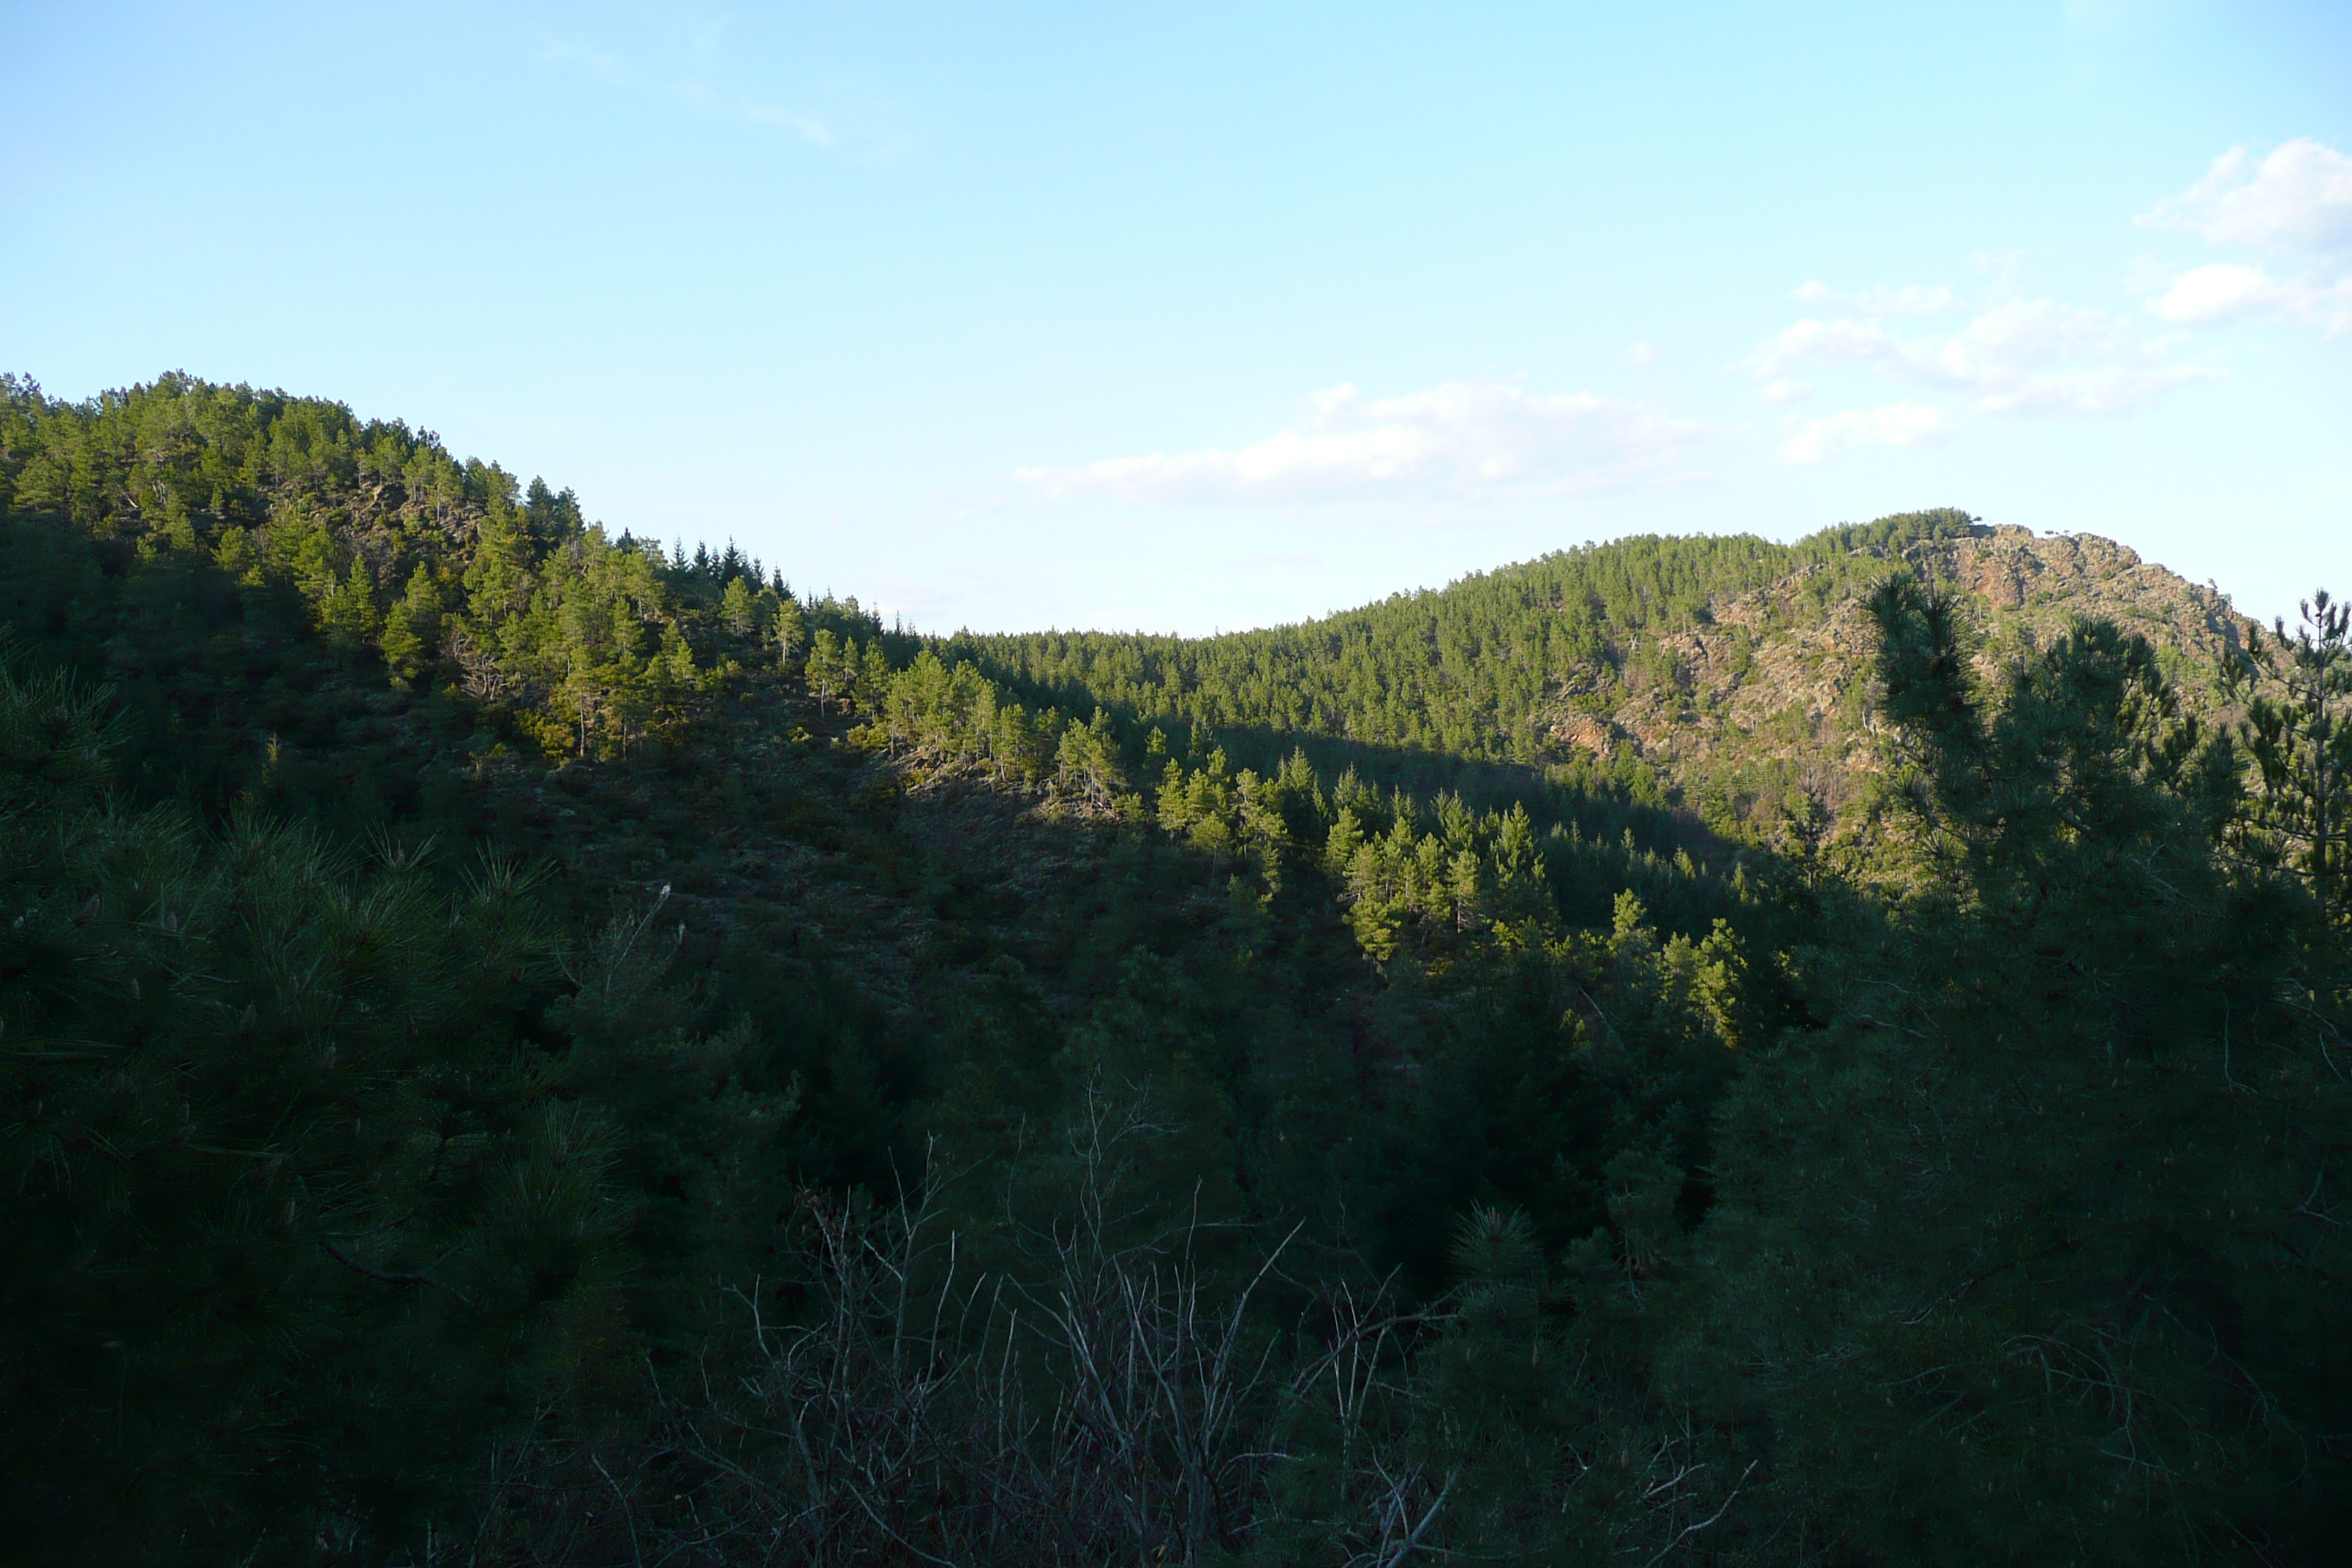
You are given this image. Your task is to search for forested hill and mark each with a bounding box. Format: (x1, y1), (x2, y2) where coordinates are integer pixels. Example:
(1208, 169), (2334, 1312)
(949, 510), (2254, 840)
(4, 372), (2347, 1567)
(0, 372), (2253, 901)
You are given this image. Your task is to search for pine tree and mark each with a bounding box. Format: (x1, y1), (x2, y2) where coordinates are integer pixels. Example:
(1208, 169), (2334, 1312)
(316, 552), (380, 647)
(1675, 579), (2352, 1562)
(378, 563), (445, 685)
(806, 627), (843, 710)
(2234, 589), (2352, 921)
(720, 573), (758, 638)
(0, 654), (627, 1564)
(769, 589), (804, 667)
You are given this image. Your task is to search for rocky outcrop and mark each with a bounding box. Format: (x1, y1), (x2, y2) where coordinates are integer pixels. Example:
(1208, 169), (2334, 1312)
(1529, 527), (2258, 822)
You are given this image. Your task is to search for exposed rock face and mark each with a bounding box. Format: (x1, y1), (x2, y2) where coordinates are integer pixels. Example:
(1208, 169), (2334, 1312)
(1548, 712), (1617, 757)
(1929, 527), (2251, 670)
(1531, 527), (2257, 824)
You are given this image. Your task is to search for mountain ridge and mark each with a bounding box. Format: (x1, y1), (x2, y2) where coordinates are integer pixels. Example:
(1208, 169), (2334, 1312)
(947, 513), (2260, 849)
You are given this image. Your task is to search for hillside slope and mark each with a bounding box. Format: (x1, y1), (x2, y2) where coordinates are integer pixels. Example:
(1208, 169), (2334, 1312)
(4, 373), (2343, 1567)
(954, 513), (2255, 848)
(1544, 524), (2253, 830)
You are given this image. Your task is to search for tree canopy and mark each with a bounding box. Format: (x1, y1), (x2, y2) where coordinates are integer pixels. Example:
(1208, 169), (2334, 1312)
(1, 372), (2340, 1565)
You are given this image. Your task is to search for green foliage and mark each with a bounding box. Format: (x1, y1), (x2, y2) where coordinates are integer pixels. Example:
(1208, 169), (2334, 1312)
(2233, 589), (2352, 921)
(2, 370), (2343, 1564)
(0, 657), (625, 1565)
(0, 372), (781, 769)
(1670, 580), (2350, 1561)
(935, 518), (1962, 772)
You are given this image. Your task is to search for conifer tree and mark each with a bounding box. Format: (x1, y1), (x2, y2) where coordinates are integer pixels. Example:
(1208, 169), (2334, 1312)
(0, 654), (625, 1564)
(1676, 579), (2351, 1561)
(806, 627), (844, 710)
(2234, 589), (2352, 921)
(771, 589), (805, 667)
(316, 552), (380, 647)
(720, 573), (758, 638)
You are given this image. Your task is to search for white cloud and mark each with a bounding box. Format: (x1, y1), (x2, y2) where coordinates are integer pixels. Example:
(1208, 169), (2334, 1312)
(1749, 298), (2218, 416)
(1017, 381), (1708, 504)
(1782, 402), (1951, 466)
(2140, 139), (2352, 254)
(1749, 316), (1918, 380)
(1938, 300), (2217, 412)
(2137, 141), (2352, 341)
(2147, 263), (2352, 336)
(1624, 341), (1661, 366)
(1760, 378), (1812, 404)
(2147, 263), (2274, 323)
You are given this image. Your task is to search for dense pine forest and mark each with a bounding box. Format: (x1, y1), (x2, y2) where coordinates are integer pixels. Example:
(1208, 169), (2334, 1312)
(2, 372), (2347, 1566)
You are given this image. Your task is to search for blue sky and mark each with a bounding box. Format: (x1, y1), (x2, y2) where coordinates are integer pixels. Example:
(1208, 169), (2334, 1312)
(3, 1), (2346, 633)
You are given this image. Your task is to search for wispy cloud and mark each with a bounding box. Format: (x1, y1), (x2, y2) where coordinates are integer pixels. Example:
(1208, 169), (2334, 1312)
(745, 103), (835, 146)
(1971, 249), (2027, 295)
(539, 34), (877, 157)
(542, 38), (626, 84)
(1781, 402), (1950, 465)
(1017, 381), (1709, 504)
(669, 78), (836, 146)
(1750, 298), (2217, 416)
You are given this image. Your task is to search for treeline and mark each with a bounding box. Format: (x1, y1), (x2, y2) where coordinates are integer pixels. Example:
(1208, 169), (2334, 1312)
(0, 372), (1750, 905)
(936, 510), (1980, 767)
(832, 638), (1748, 941)
(0, 371), (882, 765)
